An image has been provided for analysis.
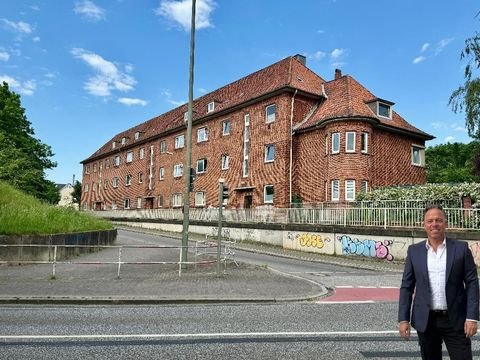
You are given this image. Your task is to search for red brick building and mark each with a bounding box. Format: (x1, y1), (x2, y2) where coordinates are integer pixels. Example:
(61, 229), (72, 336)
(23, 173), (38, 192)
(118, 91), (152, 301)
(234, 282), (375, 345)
(81, 55), (433, 211)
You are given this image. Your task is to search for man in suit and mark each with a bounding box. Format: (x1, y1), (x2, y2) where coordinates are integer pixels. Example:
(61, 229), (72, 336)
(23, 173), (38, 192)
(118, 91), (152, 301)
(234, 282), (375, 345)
(398, 205), (479, 359)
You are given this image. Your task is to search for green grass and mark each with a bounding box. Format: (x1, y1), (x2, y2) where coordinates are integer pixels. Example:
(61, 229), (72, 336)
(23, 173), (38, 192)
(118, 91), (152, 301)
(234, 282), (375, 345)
(0, 181), (113, 235)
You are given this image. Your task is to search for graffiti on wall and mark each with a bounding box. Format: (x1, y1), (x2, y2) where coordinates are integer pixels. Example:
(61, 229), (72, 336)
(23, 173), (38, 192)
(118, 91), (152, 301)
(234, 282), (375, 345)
(339, 235), (394, 261)
(210, 227), (231, 239)
(288, 232), (331, 249)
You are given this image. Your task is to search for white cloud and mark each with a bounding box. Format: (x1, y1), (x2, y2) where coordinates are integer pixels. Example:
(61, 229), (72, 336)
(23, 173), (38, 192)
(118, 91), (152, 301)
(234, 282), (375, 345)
(316, 30), (325, 34)
(435, 37), (454, 55)
(420, 43), (430, 53)
(443, 136), (455, 143)
(118, 97), (147, 106)
(0, 75), (36, 95)
(71, 48), (136, 97)
(1, 19), (34, 35)
(311, 50), (326, 61)
(413, 56), (426, 64)
(161, 88), (185, 105)
(330, 48), (345, 60)
(0, 51), (10, 61)
(74, 0), (106, 22)
(156, 0), (216, 31)
(430, 121), (446, 130)
(32, 36), (40, 42)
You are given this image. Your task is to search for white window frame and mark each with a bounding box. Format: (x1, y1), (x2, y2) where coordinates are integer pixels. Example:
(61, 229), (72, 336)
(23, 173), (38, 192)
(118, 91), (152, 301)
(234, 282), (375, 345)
(139, 147), (145, 159)
(197, 126), (208, 143)
(207, 101), (215, 113)
(125, 174), (132, 186)
(173, 164), (183, 178)
(160, 140), (167, 153)
(184, 111), (189, 122)
(85, 165), (90, 174)
(412, 145), (425, 166)
(243, 114), (250, 177)
(121, 137), (127, 145)
(345, 180), (356, 201)
(221, 154), (229, 170)
(134, 132), (140, 140)
(264, 185), (274, 204)
(114, 155), (120, 167)
(93, 163), (97, 173)
(266, 104), (276, 123)
(112, 141), (116, 150)
(222, 119), (230, 136)
(159, 167), (165, 180)
(172, 193), (182, 207)
(196, 158), (207, 174)
(361, 180), (369, 193)
(361, 132), (369, 154)
(138, 172), (143, 184)
(345, 132), (356, 153)
(124, 199), (130, 209)
(378, 102), (392, 119)
(331, 133), (340, 154)
(126, 151), (133, 163)
(136, 197), (142, 209)
(84, 184), (89, 192)
(158, 195), (163, 208)
(331, 180), (340, 201)
(105, 159), (110, 169)
(111, 201), (117, 210)
(195, 191), (206, 207)
(265, 144), (275, 163)
(174, 134), (185, 149)
(112, 177), (119, 188)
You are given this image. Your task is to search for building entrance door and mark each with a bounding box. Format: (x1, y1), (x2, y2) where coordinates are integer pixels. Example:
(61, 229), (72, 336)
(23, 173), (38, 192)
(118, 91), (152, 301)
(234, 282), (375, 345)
(244, 195), (252, 208)
(145, 198), (154, 209)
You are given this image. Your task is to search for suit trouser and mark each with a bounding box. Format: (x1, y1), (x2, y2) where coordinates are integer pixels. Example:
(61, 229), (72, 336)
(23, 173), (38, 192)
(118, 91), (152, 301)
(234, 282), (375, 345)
(417, 311), (472, 360)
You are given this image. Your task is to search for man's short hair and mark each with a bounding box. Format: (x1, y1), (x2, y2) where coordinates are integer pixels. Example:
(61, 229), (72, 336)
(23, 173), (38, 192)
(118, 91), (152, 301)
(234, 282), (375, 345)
(423, 204), (445, 217)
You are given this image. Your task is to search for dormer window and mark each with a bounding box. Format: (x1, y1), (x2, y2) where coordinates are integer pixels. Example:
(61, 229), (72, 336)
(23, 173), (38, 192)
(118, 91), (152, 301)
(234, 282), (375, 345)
(378, 102), (392, 119)
(184, 111), (189, 122)
(207, 101), (215, 113)
(134, 132), (140, 140)
(121, 137), (127, 145)
(112, 141), (116, 149)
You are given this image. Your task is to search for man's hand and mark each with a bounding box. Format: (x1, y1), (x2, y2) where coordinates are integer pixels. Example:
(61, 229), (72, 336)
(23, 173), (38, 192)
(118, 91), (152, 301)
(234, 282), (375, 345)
(399, 321), (411, 339)
(464, 320), (478, 338)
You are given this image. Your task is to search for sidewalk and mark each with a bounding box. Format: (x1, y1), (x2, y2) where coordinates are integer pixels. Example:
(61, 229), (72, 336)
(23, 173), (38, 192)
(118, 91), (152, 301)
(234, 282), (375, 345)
(0, 226), (403, 304)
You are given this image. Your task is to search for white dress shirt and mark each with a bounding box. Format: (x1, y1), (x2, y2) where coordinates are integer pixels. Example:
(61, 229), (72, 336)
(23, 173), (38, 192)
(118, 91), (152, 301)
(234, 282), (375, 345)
(426, 238), (447, 310)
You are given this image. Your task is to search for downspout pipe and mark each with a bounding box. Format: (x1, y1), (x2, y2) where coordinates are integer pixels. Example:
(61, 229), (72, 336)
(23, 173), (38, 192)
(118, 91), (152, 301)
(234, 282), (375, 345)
(289, 89), (298, 206)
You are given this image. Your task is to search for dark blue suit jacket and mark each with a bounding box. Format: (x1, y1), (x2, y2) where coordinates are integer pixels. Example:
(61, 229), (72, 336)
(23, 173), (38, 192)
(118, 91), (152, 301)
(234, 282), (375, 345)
(398, 238), (479, 332)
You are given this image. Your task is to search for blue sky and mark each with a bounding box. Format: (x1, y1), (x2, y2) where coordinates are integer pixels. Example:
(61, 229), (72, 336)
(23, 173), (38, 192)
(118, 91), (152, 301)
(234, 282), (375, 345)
(0, 0), (478, 184)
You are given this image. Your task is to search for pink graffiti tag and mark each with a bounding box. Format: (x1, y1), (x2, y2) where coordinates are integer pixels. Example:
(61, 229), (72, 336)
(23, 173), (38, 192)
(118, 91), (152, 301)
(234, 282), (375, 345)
(375, 240), (394, 261)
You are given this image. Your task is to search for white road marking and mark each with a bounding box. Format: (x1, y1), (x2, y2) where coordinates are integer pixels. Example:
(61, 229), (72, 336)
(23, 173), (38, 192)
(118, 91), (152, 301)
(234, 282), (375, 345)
(316, 300), (375, 304)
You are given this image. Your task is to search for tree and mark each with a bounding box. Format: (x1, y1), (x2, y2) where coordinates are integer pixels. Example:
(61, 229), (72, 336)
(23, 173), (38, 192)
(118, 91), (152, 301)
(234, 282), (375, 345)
(0, 82), (59, 203)
(72, 180), (82, 207)
(425, 141), (480, 183)
(449, 15), (480, 139)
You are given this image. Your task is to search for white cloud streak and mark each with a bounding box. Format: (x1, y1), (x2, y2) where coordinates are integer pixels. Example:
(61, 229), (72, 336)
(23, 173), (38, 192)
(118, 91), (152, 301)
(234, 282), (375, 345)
(1, 19), (34, 36)
(0, 75), (36, 95)
(71, 48), (136, 97)
(155, 0), (216, 31)
(118, 97), (147, 106)
(330, 48), (345, 60)
(413, 56), (426, 64)
(413, 38), (454, 65)
(0, 51), (10, 61)
(74, 0), (106, 22)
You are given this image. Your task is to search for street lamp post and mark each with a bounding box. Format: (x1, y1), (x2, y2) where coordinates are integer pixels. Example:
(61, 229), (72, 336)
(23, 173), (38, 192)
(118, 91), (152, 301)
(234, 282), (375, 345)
(181, 0), (196, 267)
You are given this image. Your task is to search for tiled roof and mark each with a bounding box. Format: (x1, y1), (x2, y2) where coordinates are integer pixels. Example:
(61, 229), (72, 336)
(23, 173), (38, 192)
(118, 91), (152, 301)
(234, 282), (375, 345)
(295, 75), (434, 140)
(82, 55), (326, 163)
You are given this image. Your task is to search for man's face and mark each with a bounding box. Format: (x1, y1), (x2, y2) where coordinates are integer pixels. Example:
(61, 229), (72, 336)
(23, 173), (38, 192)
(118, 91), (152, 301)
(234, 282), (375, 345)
(424, 208), (447, 241)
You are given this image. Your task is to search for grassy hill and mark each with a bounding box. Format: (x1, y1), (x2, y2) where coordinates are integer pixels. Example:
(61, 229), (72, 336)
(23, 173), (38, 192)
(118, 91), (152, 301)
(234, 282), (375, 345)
(0, 181), (113, 235)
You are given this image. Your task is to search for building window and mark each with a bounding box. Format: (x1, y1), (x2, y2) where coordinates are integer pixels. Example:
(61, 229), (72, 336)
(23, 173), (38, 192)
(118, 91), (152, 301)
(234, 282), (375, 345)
(174, 135), (185, 149)
(361, 132), (368, 153)
(266, 104), (276, 123)
(93, 163), (97, 173)
(184, 111), (189, 122)
(222, 119), (230, 135)
(361, 180), (369, 193)
(378, 103), (391, 119)
(160, 140), (167, 153)
(139, 147), (145, 159)
(114, 155), (120, 167)
(197, 126), (208, 143)
(345, 180), (356, 201)
(412, 145), (425, 166)
(221, 154), (229, 170)
(243, 114), (250, 177)
(84, 165), (90, 174)
(121, 137), (127, 145)
(265, 144), (275, 162)
(332, 133), (340, 154)
(125, 174), (132, 186)
(264, 185), (274, 204)
(138, 172), (144, 183)
(105, 159), (110, 168)
(112, 201), (117, 210)
(134, 132), (140, 140)
(346, 132), (356, 153)
(207, 101), (215, 113)
(84, 184), (89, 192)
(196, 158), (207, 173)
(104, 180), (108, 189)
(174, 164), (183, 178)
(172, 193), (182, 207)
(159, 167), (165, 180)
(195, 191), (206, 206)
(112, 177), (119, 188)
(331, 180), (340, 201)
(124, 199), (130, 209)
(136, 197), (142, 209)
(126, 151), (133, 163)
(112, 141), (116, 150)
(158, 195), (163, 208)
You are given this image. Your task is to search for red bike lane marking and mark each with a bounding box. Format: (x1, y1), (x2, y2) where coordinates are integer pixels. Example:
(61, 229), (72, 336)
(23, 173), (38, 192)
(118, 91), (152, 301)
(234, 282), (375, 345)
(319, 287), (400, 302)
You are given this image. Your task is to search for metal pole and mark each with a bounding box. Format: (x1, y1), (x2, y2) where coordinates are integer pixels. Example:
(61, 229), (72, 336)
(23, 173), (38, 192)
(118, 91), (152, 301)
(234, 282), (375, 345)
(117, 247), (122, 279)
(217, 179), (224, 276)
(181, 0), (196, 266)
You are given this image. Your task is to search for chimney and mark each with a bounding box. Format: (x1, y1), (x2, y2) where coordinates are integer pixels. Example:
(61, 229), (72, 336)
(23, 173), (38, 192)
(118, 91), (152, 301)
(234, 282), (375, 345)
(335, 68), (342, 80)
(293, 54), (306, 66)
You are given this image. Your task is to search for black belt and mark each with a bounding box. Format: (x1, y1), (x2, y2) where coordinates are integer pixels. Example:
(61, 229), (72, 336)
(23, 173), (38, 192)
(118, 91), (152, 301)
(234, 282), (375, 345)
(430, 310), (448, 316)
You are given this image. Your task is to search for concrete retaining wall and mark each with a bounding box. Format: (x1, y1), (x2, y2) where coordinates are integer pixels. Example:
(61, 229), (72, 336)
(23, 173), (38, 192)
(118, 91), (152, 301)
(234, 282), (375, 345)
(114, 219), (480, 265)
(0, 229), (117, 262)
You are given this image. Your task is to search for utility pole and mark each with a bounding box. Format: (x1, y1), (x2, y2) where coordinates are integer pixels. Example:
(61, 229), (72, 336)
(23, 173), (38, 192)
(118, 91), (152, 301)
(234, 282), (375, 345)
(181, 0), (196, 267)
(216, 179), (224, 276)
